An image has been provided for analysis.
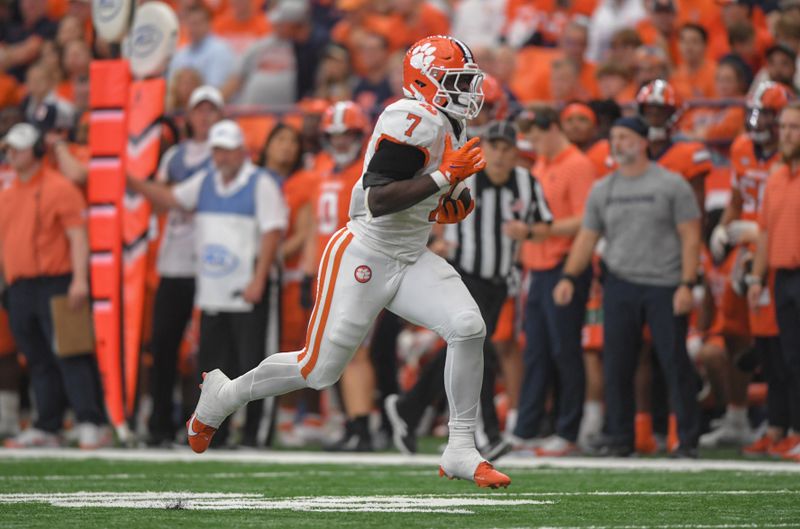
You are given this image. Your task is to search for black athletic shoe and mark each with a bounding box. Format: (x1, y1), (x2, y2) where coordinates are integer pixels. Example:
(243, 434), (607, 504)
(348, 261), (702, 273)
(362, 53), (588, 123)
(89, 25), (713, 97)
(669, 445), (699, 459)
(325, 419), (373, 452)
(481, 437), (513, 462)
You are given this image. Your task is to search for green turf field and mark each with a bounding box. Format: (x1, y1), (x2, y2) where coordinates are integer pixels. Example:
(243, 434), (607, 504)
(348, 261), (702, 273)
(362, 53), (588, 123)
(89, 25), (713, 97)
(0, 450), (798, 529)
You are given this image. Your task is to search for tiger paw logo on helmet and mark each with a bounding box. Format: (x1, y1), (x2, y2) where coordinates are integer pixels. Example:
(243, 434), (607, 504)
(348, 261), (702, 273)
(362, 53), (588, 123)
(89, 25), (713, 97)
(402, 35), (485, 120)
(409, 42), (438, 71)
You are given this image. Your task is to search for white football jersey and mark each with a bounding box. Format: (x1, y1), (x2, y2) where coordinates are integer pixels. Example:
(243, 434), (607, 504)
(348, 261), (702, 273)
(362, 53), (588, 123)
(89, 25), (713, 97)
(347, 98), (466, 263)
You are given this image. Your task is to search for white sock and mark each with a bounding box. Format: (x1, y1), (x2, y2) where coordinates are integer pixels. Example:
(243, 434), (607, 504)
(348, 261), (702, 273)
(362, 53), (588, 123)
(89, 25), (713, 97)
(727, 406), (747, 425)
(504, 408), (518, 435)
(443, 337), (483, 453)
(581, 400), (603, 434)
(0, 391), (19, 434)
(229, 352), (308, 405)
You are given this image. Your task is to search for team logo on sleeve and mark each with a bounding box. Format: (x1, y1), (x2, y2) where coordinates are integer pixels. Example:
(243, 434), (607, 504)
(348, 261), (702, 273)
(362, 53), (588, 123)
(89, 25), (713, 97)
(354, 265), (372, 283)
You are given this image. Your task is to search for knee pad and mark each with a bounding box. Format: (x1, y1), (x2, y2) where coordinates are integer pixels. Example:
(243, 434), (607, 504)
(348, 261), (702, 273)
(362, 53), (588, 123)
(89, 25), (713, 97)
(449, 309), (486, 342)
(304, 367), (339, 390)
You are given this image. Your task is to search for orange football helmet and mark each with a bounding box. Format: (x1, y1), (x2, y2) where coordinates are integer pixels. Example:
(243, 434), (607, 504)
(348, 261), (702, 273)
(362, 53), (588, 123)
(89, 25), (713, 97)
(321, 101), (369, 135)
(321, 101), (369, 166)
(746, 81), (793, 144)
(480, 74), (508, 121)
(402, 35), (485, 120)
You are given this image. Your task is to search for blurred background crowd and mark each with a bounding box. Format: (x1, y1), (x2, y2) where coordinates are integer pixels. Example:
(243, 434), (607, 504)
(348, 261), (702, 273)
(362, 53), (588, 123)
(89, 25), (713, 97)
(0, 0), (799, 463)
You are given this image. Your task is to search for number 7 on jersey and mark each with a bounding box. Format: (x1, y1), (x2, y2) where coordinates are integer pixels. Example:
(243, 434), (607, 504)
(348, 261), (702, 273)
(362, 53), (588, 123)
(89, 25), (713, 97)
(404, 113), (422, 137)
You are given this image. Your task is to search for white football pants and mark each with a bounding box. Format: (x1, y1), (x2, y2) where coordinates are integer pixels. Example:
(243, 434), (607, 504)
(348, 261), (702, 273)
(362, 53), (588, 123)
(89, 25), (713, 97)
(229, 226), (486, 437)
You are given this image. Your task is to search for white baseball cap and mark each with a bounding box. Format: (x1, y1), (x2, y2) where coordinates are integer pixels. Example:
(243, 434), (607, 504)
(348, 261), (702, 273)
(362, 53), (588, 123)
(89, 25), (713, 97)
(3, 123), (40, 150)
(188, 85), (224, 110)
(209, 120), (244, 150)
(269, 0), (309, 23)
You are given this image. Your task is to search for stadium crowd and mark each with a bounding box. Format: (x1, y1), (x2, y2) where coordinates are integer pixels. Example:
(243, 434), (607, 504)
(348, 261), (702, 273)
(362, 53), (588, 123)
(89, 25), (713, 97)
(0, 0), (799, 463)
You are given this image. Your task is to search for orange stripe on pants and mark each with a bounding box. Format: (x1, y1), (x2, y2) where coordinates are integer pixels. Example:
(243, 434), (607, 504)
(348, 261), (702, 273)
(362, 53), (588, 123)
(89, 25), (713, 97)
(298, 227), (347, 363)
(301, 231), (354, 379)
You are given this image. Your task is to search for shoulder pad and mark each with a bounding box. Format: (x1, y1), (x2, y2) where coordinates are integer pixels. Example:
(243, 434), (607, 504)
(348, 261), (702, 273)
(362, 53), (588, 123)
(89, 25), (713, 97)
(377, 99), (445, 151)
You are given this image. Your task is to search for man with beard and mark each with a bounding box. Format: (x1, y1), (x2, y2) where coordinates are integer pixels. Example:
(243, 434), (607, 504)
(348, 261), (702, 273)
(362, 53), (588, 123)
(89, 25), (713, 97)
(748, 101), (800, 461)
(553, 116), (702, 457)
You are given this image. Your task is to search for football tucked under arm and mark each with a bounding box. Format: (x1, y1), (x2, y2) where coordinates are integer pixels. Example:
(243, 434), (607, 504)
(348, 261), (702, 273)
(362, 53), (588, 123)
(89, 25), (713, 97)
(432, 181), (474, 224)
(447, 181), (472, 209)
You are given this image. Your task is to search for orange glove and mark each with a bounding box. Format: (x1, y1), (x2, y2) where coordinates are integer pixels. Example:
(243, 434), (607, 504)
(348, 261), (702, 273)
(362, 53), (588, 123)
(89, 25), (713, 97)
(430, 136), (486, 189)
(433, 193), (475, 224)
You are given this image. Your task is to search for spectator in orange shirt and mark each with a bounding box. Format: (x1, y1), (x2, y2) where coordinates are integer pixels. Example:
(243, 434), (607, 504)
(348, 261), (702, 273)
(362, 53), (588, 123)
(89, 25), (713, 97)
(682, 54), (750, 143)
(749, 101), (800, 460)
(637, 0), (680, 66)
(0, 123), (106, 448)
(607, 28), (643, 74)
(634, 45), (671, 87)
(212, 0), (271, 54)
(709, 0), (773, 64)
(561, 102), (614, 178)
(763, 44), (798, 93)
(671, 23), (716, 100)
(552, 58), (593, 103)
(503, 106), (596, 455)
(596, 62), (637, 104)
(728, 21), (766, 75)
(511, 20), (598, 103)
(388, 0), (450, 51)
(56, 40), (90, 103)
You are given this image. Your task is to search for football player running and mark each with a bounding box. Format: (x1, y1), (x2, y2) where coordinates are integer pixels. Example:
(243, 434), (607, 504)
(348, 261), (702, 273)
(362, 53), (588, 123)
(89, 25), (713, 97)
(187, 35), (511, 488)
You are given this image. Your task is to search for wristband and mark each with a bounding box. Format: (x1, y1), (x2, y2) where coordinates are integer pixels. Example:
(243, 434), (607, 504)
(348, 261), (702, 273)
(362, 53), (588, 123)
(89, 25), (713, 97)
(561, 273), (577, 285)
(430, 170), (449, 189)
(679, 279), (697, 288)
(744, 274), (764, 287)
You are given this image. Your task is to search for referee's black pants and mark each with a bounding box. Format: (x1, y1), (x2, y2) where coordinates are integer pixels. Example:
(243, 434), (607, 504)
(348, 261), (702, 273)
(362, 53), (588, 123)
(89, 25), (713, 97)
(394, 273), (507, 444)
(515, 264), (590, 443)
(602, 273), (699, 449)
(197, 285), (273, 447)
(147, 276), (195, 444)
(6, 275), (105, 433)
(774, 268), (800, 432)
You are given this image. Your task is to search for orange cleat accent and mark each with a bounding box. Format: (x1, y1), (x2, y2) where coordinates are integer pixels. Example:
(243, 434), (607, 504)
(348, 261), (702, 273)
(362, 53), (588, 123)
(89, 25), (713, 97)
(742, 434), (775, 457)
(439, 462), (511, 489)
(767, 434), (800, 458)
(186, 412), (217, 454)
(473, 462), (511, 489)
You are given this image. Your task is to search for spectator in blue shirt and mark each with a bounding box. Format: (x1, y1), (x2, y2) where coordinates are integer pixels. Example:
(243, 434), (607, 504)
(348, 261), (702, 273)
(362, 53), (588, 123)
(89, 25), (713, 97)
(169, 4), (236, 89)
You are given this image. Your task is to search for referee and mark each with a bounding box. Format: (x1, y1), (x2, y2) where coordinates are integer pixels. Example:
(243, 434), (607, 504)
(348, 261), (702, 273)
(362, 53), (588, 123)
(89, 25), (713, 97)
(385, 121), (552, 460)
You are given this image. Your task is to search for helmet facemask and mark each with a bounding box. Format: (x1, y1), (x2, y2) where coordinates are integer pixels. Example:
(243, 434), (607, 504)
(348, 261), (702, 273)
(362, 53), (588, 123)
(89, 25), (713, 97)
(322, 130), (364, 167)
(431, 66), (485, 120)
(746, 107), (778, 145)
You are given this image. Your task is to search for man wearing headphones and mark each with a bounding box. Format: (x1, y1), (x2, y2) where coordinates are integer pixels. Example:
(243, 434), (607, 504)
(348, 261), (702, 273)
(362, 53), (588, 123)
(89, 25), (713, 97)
(0, 122), (106, 448)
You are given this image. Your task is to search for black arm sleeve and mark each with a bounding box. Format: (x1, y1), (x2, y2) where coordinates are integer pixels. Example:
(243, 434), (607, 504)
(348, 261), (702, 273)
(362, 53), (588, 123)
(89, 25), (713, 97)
(363, 139), (427, 189)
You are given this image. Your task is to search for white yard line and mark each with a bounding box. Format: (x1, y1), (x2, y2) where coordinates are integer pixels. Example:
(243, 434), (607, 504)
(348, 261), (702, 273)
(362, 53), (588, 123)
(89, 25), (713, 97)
(1, 448), (799, 473)
(0, 492), (555, 514)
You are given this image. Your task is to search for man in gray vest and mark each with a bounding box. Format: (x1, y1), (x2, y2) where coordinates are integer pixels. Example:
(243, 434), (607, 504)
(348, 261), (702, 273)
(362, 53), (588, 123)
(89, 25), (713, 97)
(553, 116), (702, 457)
(129, 120), (288, 448)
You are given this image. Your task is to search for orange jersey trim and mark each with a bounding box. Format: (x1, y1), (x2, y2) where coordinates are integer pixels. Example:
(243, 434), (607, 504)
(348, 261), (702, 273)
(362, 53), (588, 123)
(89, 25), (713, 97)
(301, 230), (354, 379)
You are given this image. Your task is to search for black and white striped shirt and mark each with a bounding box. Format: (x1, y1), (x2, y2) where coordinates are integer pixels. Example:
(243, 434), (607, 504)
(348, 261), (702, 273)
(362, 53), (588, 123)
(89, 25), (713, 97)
(445, 167), (552, 282)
